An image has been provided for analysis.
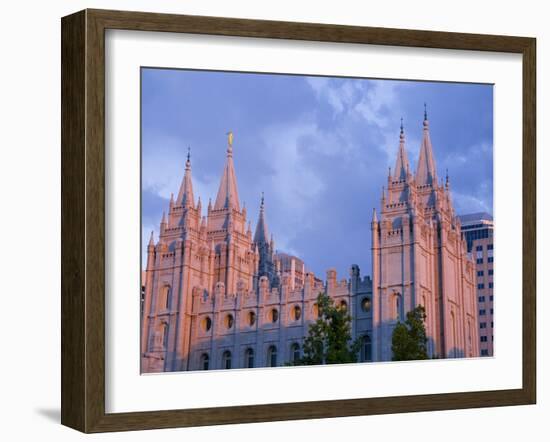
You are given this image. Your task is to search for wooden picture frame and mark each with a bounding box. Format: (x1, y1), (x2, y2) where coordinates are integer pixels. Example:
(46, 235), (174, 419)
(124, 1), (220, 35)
(61, 8), (536, 433)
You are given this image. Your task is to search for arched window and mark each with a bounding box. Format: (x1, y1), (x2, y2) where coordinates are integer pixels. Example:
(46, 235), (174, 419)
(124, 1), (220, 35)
(160, 285), (171, 310)
(267, 345), (277, 367)
(270, 309), (279, 323)
(224, 314), (234, 329)
(245, 348), (254, 368)
(291, 343), (300, 362)
(222, 350), (232, 369)
(362, 335), (372, 362)
(394, 293), (402, 320)
(200, 353), (209, 370)
(312, 303), (319, 318)
(162, 323), (169, 348)
(361, 297), (371, 312)
(201, 316), (212, 332)
(339, 300), (348, 310)
(247, 311), (256, 327)
(293, 305), (302, 321)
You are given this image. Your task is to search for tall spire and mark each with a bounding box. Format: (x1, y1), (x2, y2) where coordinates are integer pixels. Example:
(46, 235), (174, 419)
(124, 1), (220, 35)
(214, 131), (240, 211)
(416, 104), (437, 186)
(176, 146), (195, 207)
(393, 117), (409, 181)
(160, 211), (167, 234)
(254, 192), (269, 245)
(253, 192), (278, 287)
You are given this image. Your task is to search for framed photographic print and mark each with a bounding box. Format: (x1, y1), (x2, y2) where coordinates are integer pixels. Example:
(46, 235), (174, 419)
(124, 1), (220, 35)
(61, 9), (536, 433)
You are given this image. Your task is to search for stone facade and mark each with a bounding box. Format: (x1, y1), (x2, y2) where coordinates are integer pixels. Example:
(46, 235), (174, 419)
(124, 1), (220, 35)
(140, 136), (373, 372)
(371, 116), (479, 360)
(141, 115), (480, 373)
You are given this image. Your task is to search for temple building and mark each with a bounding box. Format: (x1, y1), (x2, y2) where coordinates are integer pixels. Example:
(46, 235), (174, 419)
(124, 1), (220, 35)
(141, 112), (480, 373)
(371, 112), (479, 360)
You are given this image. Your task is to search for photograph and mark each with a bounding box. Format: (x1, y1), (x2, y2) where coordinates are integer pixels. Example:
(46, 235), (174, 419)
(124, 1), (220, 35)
(139, 68), (494, 373)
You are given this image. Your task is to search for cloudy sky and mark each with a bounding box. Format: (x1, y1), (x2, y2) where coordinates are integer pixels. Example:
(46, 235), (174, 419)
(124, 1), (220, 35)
(141, 68), (493, 279)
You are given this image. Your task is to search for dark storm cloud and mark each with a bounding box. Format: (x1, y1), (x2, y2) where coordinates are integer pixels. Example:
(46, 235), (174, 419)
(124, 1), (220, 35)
(141, 69), (493, 278)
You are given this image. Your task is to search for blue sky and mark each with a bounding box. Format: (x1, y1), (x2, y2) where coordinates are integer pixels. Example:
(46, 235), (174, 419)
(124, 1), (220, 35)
(141, 68), (493, 279)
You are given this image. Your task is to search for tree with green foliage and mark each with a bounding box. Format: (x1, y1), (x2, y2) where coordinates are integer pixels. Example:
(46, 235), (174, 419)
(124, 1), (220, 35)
(291, 292), (361, 365)
(391, 305), (429, 361)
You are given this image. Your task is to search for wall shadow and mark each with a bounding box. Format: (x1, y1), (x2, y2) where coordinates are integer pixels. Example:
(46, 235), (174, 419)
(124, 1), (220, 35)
(34, 408), (60, 423)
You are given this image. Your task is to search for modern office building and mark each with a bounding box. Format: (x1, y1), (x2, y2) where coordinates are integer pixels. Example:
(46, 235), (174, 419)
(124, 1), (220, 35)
(459, 212), (494, 356)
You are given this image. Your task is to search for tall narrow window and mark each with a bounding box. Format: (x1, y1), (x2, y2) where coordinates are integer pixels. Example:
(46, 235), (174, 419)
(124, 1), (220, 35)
(160, 285), (171, 310)
(468, 320), (473, 357)
(162, 323), (169, 348)
(362, 335), (372, 362)
(245, 348), (254, 368)
(222, 350), (232, 369)
(267, 345), (277, 367)
(312, 303), (320, 318)
(291, 343), (300, 362)
(293, 305), (302, 321)
(450, 311), (457, 358)
(394, 293), (402, 320)
(200, 353), (209, 370)
(248, 311), (256, 327)
(270, 309), (279, 323)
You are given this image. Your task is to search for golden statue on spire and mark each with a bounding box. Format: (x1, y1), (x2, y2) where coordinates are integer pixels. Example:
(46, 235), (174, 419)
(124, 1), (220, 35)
(227, 130), (234, 147)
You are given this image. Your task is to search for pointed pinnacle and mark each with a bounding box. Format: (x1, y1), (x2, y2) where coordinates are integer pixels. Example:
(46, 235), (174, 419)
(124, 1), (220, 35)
(185, 147), (191, 171)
